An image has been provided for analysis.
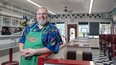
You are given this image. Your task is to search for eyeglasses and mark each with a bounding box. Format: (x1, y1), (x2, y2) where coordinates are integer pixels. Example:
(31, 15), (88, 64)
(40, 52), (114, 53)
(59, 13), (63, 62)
(36, 13), (48, 16)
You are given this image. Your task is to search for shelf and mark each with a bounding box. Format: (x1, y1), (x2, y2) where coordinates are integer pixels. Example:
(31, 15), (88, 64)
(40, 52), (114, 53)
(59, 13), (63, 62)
(0, 1), (35, 18)
(0, 38), (19, 51)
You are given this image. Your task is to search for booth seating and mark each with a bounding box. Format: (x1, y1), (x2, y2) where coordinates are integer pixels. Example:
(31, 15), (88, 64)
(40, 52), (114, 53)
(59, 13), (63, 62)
(99, 34), (112, 57)
(102, 34), (106, 56)
(112, 44), (116, 58)
(112, 35), (116, 58)
(99, 34), (104, 50)
(99, 34), (116, 59)
(99, 34), (106, 53)
(105, 35), (112, 60)
(67, 51), (92, 61)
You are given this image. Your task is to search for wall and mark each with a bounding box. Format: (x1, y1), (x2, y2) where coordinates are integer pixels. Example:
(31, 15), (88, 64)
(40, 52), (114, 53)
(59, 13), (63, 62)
(51, 18), (112, 38)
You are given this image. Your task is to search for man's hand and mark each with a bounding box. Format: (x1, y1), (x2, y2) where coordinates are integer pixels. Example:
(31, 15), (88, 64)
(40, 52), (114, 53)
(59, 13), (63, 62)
(24, 48), (37, 58)
(20, 49), (28, 56)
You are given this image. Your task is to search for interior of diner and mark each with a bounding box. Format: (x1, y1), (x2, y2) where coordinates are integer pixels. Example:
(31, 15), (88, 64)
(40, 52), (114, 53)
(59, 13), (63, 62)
(0, 0), (116, 65)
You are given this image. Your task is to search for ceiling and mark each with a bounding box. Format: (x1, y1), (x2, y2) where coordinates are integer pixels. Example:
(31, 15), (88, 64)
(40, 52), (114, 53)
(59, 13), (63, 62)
(2, 0), (116, 14)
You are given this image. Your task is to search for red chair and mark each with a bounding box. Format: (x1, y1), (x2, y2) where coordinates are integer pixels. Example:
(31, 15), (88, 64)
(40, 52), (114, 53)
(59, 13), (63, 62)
(111, 35), (116, 58)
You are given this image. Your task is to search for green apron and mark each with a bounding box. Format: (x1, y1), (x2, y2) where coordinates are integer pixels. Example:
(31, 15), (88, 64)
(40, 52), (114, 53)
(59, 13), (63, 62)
(20, 25), (44, 65)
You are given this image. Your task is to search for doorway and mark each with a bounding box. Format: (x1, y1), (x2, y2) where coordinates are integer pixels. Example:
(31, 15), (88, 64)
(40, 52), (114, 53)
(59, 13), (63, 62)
(67, 24), (77, 42)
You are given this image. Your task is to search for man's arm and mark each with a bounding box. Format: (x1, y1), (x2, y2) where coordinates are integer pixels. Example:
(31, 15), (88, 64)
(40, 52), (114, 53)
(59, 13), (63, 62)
(35, 47), (52, 54)
(24, 47), (51, 57)
(19, 43), (27, 56)
(18, 26), (28, 55)
(19, 43), (24, 52)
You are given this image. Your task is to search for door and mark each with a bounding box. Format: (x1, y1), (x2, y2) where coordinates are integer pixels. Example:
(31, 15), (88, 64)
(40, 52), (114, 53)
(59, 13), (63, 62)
(67, 24), (77, 42)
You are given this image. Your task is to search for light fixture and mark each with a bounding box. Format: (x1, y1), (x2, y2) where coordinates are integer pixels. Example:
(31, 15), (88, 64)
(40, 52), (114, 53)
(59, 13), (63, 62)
(64, 6), (74, 22)
(27, 0), (56, 15)
(89, 0), (93, 14)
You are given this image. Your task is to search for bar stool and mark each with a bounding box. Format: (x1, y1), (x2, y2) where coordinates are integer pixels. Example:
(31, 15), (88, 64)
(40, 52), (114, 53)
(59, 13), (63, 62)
(82, 52), (92, 61)
(67, 51), (76, 60)
(1, 48), (19, 65)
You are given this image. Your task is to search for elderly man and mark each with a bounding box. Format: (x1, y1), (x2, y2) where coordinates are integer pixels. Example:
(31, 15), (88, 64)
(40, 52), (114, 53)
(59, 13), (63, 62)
(19, 7), (62, 65)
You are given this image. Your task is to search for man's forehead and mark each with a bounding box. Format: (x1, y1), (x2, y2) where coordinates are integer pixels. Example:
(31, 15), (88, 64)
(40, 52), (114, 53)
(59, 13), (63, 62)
(38, 9), (47, 12)
(37, 8), (48, 13)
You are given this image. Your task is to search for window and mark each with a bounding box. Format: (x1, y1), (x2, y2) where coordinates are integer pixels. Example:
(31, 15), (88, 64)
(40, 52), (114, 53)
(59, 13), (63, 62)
(78, 22), (89, 37)
(100, 22), (111, 34)
(56, 22), (65, 37)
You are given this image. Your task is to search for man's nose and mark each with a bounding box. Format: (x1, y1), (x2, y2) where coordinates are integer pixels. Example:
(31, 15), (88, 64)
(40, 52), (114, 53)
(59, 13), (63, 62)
(39, 14), (45, 18)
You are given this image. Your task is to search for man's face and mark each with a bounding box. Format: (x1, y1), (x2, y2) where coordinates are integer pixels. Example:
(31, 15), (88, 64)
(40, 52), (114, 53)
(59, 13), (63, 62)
(36, 8), (48, 26)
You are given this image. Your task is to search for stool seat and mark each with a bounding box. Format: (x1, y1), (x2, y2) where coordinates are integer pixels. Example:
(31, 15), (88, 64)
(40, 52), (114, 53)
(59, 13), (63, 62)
(83, 52), (92, 61)
(1, 61), (19, 65)
(67, 51), (76, 60)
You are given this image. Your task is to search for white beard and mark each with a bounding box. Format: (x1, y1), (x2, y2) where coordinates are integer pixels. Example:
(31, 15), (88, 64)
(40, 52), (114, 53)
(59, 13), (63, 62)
(37, 19), (47, 26)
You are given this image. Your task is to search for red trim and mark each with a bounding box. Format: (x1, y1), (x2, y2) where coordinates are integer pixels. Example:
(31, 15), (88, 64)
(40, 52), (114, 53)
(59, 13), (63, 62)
(44, 59), (91, 65)
(38, 53), (51, 65)
(37, 45), (67, 65)
(37, 50), (93, 65)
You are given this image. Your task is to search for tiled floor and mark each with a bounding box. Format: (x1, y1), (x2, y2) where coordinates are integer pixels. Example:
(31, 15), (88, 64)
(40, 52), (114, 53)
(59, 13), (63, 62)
(0, 49), (115, 65)
(92, 49), (115, 65)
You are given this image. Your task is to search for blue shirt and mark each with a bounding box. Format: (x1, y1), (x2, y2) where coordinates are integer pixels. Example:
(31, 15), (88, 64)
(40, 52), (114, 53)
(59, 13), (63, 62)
(19, 22), (63, 53)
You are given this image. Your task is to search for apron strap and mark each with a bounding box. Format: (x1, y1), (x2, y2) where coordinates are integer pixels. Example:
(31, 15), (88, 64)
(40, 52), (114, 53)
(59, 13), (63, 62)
(31, 23), (45, 32)
(31, 23), (38, 31)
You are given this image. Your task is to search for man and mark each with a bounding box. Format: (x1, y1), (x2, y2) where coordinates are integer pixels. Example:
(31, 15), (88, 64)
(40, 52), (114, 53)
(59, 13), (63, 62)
(19, 7), (62, 65)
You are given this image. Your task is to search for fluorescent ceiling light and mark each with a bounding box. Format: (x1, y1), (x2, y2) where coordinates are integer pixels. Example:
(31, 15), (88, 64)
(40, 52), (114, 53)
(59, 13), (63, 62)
(89, 0), (93, 14)
(27, 0), (41, 7)
(27, 0), (56, 15)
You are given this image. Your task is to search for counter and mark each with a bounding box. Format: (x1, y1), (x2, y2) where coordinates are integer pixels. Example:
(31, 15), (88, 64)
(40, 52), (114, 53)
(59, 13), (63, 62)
(0, 35), (20, 50)
(38, 46), (94, 65)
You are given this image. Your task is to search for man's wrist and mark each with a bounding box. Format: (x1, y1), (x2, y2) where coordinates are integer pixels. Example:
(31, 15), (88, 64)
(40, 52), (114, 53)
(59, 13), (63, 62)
(35, 49), (43, 55)
(20, 49), (24, 52)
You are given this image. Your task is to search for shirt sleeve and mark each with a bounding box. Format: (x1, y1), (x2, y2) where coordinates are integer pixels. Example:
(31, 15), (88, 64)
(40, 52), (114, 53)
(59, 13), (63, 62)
(45, 26), (63, 54)
(18, 22), (38, 44)
(18, 26), (28, 44)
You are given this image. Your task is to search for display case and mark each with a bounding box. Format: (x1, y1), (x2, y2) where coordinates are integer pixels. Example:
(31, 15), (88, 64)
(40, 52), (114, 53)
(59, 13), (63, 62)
(2, 16), (11, 26)
(2, 16), (22, 27)
(0, 15), (23, 35)
(11, 17), (20, 27)
(0, 0), (36, 35)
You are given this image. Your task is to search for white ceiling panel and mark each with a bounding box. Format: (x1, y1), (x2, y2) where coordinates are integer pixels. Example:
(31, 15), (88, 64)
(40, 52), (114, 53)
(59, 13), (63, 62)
(92, 0), (116, 13)
(1, 0), (116, 14)
(32, 0), (90, 14)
